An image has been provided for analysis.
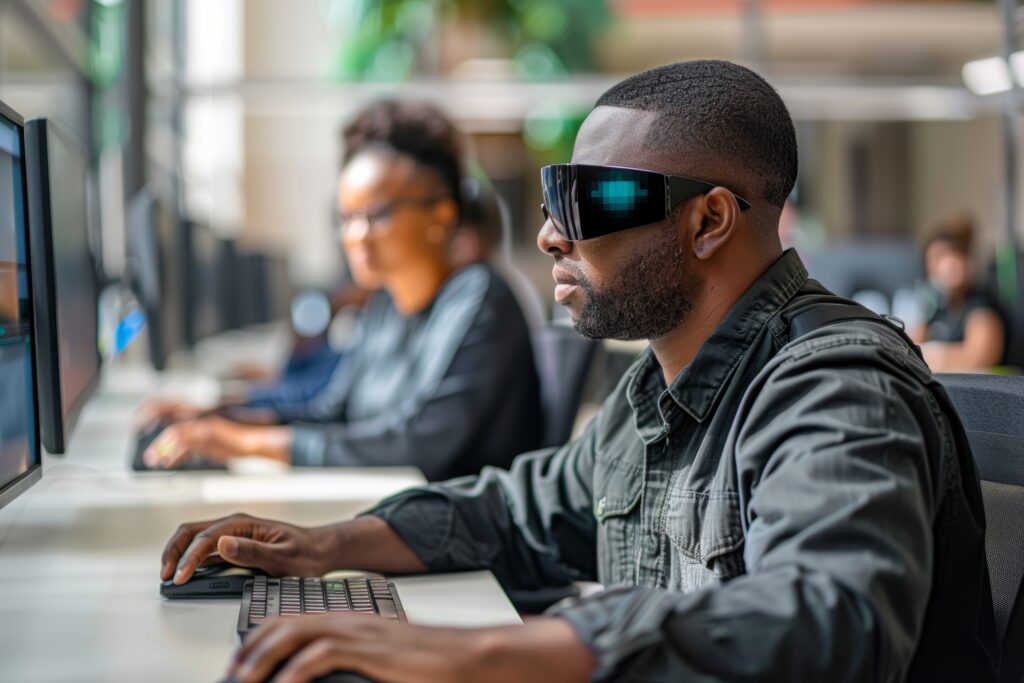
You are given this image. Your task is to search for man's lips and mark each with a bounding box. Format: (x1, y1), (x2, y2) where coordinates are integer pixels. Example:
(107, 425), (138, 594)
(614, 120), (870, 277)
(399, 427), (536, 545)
(552, 265), (580, 303)
(552, 265), (579, 286)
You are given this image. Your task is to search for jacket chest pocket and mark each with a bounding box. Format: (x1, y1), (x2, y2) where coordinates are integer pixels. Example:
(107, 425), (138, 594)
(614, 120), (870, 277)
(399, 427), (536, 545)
(593, 458), (642, 587)
(663, 489), (746, 593)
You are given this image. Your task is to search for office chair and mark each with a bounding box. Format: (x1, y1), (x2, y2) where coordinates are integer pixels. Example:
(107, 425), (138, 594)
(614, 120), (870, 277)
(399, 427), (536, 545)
(501, 324), (599, 615)
(532, 323), (600, 449)
(939, 373), (1024, 683)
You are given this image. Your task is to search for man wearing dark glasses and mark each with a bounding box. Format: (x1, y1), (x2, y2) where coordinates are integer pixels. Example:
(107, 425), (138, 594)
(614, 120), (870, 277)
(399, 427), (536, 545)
(163, 60), (998, 682)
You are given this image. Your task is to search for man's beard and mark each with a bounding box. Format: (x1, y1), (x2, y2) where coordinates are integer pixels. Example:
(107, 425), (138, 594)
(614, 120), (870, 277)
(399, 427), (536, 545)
(562, 228), (702, 341)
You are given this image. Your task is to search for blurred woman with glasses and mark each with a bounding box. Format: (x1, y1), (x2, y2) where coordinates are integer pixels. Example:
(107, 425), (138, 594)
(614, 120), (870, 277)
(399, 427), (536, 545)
(140, 100), (542, 480)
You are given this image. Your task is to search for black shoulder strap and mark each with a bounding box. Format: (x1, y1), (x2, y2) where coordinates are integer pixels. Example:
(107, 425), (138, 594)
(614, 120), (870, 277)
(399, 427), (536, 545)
(789, 303), (883, 339)
(789, 303), (923, 360)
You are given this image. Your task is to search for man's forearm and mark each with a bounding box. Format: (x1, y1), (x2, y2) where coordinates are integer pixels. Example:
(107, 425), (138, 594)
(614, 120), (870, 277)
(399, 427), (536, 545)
(316, 515), (428, 574)
(466, 618), (597, 683)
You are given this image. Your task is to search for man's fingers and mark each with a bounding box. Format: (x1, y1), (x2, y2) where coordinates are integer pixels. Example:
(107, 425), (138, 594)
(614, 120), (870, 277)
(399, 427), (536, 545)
(273, 638), (350, 683)
(173, 516), (248, 583)
(160, 520), (216, 580)
(235, 618), (317, 683)
(218, 536), (275, 572)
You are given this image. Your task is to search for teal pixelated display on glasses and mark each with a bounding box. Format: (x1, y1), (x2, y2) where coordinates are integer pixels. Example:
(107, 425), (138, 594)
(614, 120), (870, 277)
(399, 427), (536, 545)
(590, 179), (649, 213)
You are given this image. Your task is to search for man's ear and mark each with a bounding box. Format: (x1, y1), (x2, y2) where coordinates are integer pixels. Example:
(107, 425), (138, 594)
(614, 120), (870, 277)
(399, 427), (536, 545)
(689, 187), (742, 261)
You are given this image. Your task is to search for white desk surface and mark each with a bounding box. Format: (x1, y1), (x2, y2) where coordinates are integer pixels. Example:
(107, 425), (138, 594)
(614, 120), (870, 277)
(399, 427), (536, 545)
(0, 344), (520, 682)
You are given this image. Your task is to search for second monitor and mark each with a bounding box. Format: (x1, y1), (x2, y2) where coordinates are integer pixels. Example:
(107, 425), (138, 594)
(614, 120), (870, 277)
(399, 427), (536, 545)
(24, 119), (101, 455)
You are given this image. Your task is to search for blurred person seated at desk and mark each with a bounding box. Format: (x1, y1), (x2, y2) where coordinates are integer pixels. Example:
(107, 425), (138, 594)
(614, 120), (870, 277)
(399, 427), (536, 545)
(161, 61), (997, 683)
(139, 100), (542, 480)
(229, 175), (537, 416)
(222, 176), (533, 416)
(229, 281), (374, 413)
(910, 212), (1006, 372)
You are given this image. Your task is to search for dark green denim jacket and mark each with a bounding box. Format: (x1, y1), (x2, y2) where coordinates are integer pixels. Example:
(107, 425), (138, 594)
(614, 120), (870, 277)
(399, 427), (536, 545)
(369, 249), (998, 682)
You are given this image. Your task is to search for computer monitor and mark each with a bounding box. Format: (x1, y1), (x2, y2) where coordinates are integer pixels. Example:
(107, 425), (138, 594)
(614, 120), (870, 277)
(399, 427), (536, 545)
(24, 119), (101, 454)
(126, 187), (185, 371)
(234, 250), (290, 328)
(183, 219), (234, 345)
(0, 99), (42, 510)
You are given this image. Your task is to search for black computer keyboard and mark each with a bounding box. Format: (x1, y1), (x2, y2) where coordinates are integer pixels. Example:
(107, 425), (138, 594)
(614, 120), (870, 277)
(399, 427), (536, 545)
(237, 576), (407, 636)
(130, 420), (227, 471)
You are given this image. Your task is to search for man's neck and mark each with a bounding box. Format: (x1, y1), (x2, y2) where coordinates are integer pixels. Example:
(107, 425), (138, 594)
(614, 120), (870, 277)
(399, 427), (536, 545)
(648, 254), (777, 386)
(648, 291), (734, 386)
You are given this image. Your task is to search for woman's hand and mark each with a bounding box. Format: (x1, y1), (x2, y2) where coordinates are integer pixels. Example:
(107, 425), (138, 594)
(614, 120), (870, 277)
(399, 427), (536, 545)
(136, 398), (207, 429)
(142, 417), (291, 468)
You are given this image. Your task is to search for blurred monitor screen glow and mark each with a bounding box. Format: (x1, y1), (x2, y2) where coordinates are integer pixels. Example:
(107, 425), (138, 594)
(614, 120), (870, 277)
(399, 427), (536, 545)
(0, 101), (42, 509)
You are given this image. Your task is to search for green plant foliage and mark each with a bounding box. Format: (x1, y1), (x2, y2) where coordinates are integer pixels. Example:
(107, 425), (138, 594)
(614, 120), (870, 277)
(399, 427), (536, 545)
(325, 0), (610, 81)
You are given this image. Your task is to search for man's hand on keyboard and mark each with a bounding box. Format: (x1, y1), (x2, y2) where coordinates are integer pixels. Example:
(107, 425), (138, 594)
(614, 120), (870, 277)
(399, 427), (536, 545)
(227, 613), (597, 683)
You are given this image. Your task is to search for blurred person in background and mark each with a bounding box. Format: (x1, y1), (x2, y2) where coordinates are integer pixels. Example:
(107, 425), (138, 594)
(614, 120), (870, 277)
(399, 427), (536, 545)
(220, 175), (541, 418)
(225, 279), (373, 404)
(225, 279), (374, 415)
(226, 173), (513, 416)
(911, 212), (1006, 372)
(140, 100), (542, 480)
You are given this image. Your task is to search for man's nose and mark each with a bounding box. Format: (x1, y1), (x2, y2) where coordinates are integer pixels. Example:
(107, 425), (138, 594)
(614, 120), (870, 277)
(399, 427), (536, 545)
(537, 219), (573, 257)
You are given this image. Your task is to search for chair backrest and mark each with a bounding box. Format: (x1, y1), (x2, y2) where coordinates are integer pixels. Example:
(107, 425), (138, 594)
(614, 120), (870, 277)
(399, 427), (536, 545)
(939, 373), (1024, 683)
(532, 323), (600, 449)
(980, 480), (1024, 682)
(939, 374), (1024, 485)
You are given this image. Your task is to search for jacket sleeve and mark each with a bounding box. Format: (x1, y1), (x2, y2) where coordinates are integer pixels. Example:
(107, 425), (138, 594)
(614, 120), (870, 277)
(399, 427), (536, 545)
(364, 415), (601, 589)
(552, 347), (941, 682)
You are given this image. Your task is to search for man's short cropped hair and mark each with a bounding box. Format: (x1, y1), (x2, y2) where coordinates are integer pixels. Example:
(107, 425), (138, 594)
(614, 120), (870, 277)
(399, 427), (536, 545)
(596, 60), (798, 209)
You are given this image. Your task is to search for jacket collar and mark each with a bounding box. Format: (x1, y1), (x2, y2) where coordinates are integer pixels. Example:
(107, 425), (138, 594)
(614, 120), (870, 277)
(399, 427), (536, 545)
(628, 249), (809, 425)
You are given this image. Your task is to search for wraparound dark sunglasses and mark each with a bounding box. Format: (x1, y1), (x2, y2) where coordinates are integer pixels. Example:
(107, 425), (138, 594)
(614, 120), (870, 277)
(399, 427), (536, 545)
(541, 163), (751, 242)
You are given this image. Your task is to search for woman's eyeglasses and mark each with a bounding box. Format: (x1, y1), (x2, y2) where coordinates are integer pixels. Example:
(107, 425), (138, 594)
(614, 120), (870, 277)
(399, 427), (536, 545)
(335, 196), (447, 236)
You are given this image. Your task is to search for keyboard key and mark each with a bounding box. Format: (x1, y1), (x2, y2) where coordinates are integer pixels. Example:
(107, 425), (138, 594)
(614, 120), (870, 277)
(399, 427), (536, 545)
(375, 599), (399, 621)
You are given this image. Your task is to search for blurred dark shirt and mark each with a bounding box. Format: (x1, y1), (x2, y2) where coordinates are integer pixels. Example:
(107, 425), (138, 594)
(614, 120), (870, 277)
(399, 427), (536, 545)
(286, 263), (542, 480)
(244, 342), (343, 413)
(927, 287), (1006, 351)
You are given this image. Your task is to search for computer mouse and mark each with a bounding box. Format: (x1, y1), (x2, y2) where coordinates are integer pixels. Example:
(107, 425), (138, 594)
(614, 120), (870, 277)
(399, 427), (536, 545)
(161, 560), (264, 599)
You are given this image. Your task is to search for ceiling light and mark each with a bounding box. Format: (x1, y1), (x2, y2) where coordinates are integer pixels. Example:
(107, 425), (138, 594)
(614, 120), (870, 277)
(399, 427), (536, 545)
(963, 57), (1012, 96)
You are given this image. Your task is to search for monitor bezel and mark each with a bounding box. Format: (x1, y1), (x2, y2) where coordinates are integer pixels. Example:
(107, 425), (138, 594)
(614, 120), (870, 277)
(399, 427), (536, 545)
(0, 98), (43, 511)
(25, 118), (102, 455)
